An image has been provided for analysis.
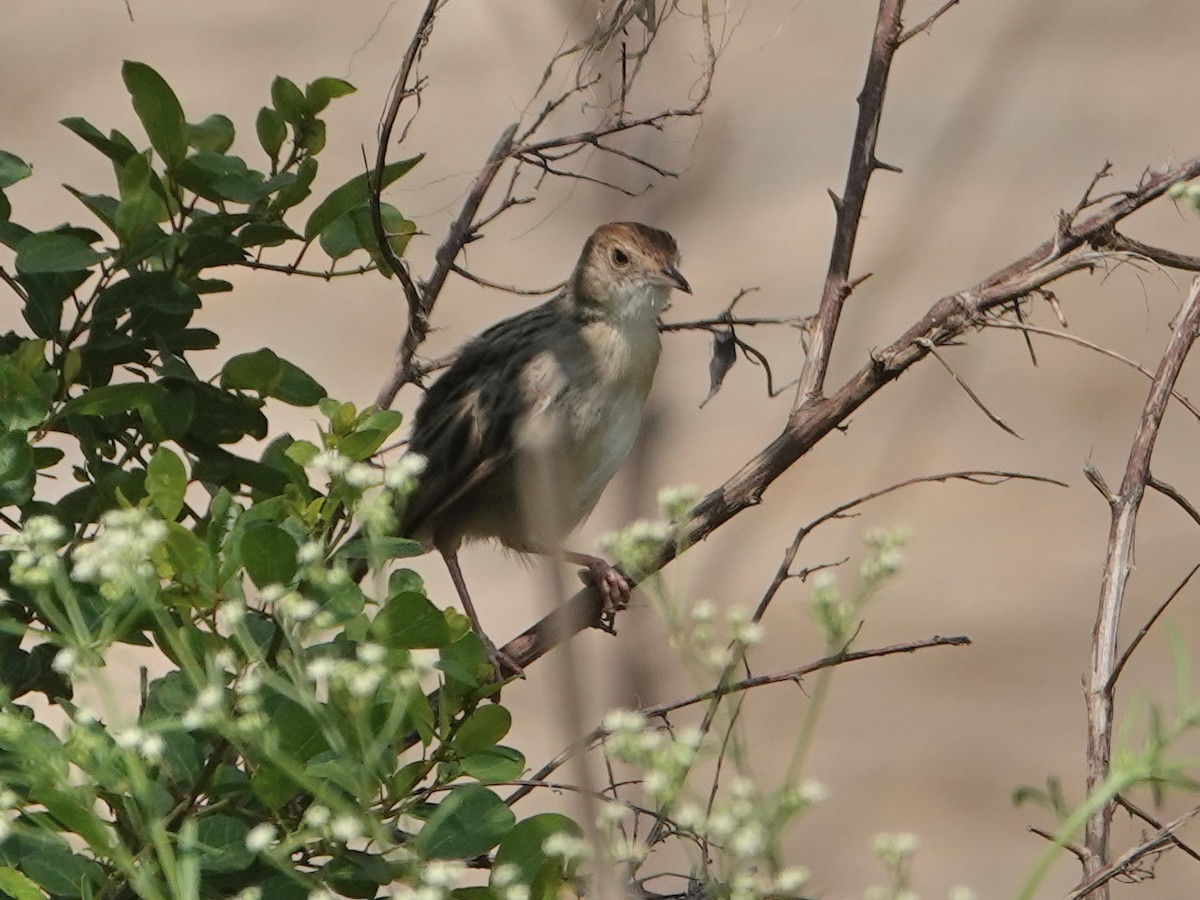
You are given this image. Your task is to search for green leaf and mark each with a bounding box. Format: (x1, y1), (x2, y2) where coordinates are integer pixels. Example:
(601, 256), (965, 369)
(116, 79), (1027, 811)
(122, 60), (188, 167)
(413, 784), (515, 860)
(270, 76), (310, 124)
(318, 211), (362, 261)
(0, 150), (32, 189)
(455, 705), (512, 755)
(371, 589), (450, 649)
(241, 522), (298, 588)
(14, 231), (105, 274)
(187, 113), (235, 153)
(303, 155), (423, 241)
(0, 189), (9, 222)
(163, 520), (212, 580)
(461, 746), (525, 782)
(273, 358), (326, 406)
(114, 153), (168, 245)
(20, 848), (105, 898)
(491, 814), (582, 897)
(256, 106), (287, 163)
(221, 348), (284, 396)
(354, 203), (415, 261)
(146, 446), (186, 519)
(194, 814), (253, 872)
(64, 186), (120, 233)
(61, 383), (166, 417)
(0, 430), (35, 508)
(0, 866), (43, 900)
(60, 117), (138, 166)
(306, 77), (356, 112)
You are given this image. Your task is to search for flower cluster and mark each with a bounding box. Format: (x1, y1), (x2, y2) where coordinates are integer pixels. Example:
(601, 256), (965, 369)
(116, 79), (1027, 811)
(72, 507), (168, 599)
(0, 515), (67, 586)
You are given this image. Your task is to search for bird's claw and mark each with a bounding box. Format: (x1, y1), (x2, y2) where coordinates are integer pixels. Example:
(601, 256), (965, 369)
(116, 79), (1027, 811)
(578, 559), (632, 630)
(482, 636), (524, 682)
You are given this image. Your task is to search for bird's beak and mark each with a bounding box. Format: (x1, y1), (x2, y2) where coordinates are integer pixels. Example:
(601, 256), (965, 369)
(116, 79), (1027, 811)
(662, 264), (692, 294)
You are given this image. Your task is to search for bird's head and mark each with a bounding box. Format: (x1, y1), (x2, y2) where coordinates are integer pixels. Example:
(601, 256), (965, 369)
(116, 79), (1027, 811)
(571, 222), (691, 323)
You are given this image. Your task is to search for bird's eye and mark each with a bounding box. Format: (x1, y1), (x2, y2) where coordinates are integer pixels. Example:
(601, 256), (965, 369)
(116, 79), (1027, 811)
(611, 247), (630, 267)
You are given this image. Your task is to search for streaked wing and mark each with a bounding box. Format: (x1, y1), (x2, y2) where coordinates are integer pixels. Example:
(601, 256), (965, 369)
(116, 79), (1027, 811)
(399, 298), (569, 541)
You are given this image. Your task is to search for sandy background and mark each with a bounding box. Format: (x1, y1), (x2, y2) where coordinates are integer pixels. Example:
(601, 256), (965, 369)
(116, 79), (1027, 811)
(5, 0), (1200, 895)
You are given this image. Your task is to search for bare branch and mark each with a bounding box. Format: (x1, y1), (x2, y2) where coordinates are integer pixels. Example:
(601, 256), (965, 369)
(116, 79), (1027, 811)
(369, 0), (439, 316)
(798, 0), (905, 402)
(1083, 275), (1200, 883)
(1148, 475), (1200, 530)
(374, 124), (518, 409)
(1096, 230), (1200, 273)
(1116, 795), (1200, 864)
(1070, 804), (1200, 900)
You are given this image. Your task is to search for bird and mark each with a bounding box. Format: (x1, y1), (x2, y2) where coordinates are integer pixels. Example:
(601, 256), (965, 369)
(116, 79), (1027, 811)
(393, 222), (690, 678)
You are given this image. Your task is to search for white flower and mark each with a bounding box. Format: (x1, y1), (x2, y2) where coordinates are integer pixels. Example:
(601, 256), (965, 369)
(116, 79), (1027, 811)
(385, 453), (427, 489)
(71, 508), (167, 592)
(689, 599), (716, 622)
(345, 463), (383, 489)
(216, 599), (245, 628)
(138, 732), (165, 762)
(330, 814), (363, 842)
(730, 822), (765, 858)
(297, 541), (324, 565)
(491, 864), (520, 887)
(798, 778), (829, 805)
(304, 804), (331, 828)
(356, 642), (386, 665)
(541, 832), (589, 860)
(306, 657), (336, 683)
(503, 886), (530, 900)
(601, 709), (646, 735)
(422, 861), (466, 887)
(671, 802), (704, 830)
(774, 867), (810, 893)
(245, 823), (276, 853)
(52, 647), (79, 675)
(312, 450), (350, 476)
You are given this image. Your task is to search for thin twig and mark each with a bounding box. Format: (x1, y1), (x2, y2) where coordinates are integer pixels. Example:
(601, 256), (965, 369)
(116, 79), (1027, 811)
(1148, 475), (1200, 529)
(1116, 795), (1200, 864)
(754, 469), (1066, 622)
(898, 0), (962, 44)
(1069, 804), (1200, 900)
(447, 264), (564, 297)
(918, 338), (1023, 438)
(1106, 562), (1200, 693)
(987, 319), (1200, 422)
(505, 633), (970, 806)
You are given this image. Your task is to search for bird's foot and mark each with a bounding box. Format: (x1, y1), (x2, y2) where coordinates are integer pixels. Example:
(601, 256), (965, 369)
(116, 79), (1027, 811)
(482, 635), (525, 682)
(577, 558), (632, 631)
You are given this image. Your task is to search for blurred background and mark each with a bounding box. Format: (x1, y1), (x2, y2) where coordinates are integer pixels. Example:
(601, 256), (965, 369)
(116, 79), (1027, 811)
(5, 0), (1200, 895)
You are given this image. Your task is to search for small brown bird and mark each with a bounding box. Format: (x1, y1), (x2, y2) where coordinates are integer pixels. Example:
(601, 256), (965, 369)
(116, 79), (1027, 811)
(399, 222), (690, 676)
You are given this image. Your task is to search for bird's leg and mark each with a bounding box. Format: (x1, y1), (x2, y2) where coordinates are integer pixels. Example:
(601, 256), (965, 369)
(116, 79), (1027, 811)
(442, 551), (524, 680)
(562, 550), (632, 627)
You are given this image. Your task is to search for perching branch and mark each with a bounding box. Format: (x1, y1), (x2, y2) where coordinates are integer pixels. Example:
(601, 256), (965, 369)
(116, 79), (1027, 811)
(498, 154), (1200, 674)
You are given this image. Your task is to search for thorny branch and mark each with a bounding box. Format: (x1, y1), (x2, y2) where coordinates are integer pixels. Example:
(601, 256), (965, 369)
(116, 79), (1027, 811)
(1069, 804), (1200, 900)
(498, 153), (1200, 677)
(1083, 275), (1200, 889)
(371, 1), (723, 409)
(798, 0), (905, 402)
